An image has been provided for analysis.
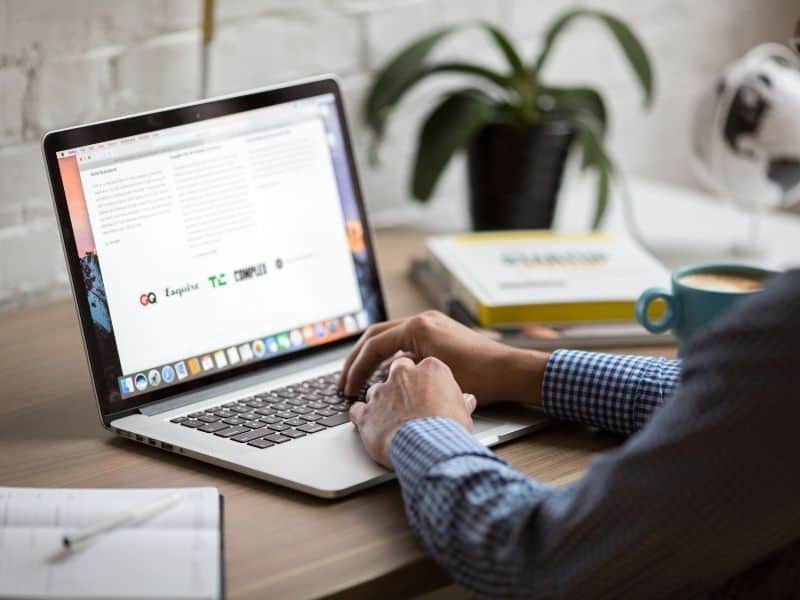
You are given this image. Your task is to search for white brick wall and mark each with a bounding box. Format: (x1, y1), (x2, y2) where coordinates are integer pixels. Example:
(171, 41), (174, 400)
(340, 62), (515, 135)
(0, 0), (796, 309)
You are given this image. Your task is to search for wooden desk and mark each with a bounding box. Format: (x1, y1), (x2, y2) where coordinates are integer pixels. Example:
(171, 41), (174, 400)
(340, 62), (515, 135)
(0, 228), (674, 599)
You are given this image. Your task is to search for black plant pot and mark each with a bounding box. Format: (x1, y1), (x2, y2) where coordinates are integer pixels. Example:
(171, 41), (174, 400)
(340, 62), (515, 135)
(467, 121), (574, 231)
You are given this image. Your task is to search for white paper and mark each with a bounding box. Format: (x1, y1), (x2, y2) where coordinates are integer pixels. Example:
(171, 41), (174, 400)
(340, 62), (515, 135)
(0, 487), (220, 599)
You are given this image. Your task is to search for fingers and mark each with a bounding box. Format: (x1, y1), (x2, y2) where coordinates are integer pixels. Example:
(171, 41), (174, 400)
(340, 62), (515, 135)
(379, 351), (415, 371)
(338, 319), (401, 391)
(349, 400), (366, 427)
(343, 323), (413, 396)
(387, 356), (415, 380)
(463, 393), (477, 414)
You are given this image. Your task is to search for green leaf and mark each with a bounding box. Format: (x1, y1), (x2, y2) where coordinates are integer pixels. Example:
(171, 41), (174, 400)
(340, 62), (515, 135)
(533, 9), (653, 107)
(572, 115), (615, 228)
(363, 26), (457, 138)
(541, 86), (608, 168)
(592, 162), (610, 229)
(365, 61), (509, 166)
(411, 89), (497, 202)
(479, 21), (526, 77)
(363, 21), (527, 149)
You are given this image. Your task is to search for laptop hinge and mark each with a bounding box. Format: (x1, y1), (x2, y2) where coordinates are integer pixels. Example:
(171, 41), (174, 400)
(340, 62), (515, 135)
(138, 345), (351, 417)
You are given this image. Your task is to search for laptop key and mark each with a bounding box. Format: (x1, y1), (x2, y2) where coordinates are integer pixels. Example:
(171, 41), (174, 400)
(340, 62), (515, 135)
(198, 415), (221, 423)
(300, 414), (322, 422)
(259, 416), (280, 425)
(307, 401), (326, 410)
(231, 427), (271, 443)
(198, 422), (229, 433)
(215, 410), (235, 418)
(268, 423), (290, 432)
(223, 417), (245, 425)
(263, 433), (291, 444)
(284, 418), (305, 427)
(315, 408), (336, 417)
(248, 438), (275, 449)
(254, 408), (276, 416)
(240, 413), (261, 421)
(230, 406), (250, 413)
(319, 412), (351, 428)
(170, 416), (187, 423)
(283, 429), (306, 439)
(243, 420), (265, 429)
(296, 423), (326, 434)
(189, 411), (205, 418)
(180, 419), (204, 428)
(214, 426), (248, 438)
(276, 411), (293, 419)
(290, 406), (312, 415)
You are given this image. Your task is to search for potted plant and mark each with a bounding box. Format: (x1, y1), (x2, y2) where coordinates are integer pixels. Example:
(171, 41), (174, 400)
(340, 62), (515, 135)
(363, 8), (654, 230)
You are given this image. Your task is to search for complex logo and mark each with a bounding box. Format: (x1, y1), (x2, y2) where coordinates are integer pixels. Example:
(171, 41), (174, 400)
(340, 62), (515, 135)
(234, 262), (267, 282)
(139, 292), (157, 306)
(208, 273), (227, 288)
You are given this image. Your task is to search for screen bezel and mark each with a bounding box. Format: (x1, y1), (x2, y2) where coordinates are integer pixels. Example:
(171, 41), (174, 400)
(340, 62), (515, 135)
(43, 77), (388, 423)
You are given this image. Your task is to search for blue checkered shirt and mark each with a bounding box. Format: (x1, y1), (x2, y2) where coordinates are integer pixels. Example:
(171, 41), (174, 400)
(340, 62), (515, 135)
(389, 270), (800, 598)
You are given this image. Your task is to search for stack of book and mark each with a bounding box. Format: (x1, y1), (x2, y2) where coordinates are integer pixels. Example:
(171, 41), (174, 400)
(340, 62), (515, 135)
(411, 231), (674, 350)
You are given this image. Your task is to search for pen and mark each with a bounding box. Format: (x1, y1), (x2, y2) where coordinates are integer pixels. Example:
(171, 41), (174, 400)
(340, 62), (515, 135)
(62, 492), (184, 549)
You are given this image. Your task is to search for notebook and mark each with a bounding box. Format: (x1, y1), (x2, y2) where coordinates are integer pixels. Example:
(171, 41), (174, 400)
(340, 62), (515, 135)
(0, 487), (223, 599)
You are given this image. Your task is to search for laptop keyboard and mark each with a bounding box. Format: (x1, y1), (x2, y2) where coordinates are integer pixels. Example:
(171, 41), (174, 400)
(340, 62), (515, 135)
(168, 370), (384, 449)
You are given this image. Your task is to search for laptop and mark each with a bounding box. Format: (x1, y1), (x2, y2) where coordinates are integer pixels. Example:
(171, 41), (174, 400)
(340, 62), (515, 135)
(42, 76), (547, 498)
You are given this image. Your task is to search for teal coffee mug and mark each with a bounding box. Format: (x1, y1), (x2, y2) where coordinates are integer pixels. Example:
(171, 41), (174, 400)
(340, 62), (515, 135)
(636, 263), (778, 353)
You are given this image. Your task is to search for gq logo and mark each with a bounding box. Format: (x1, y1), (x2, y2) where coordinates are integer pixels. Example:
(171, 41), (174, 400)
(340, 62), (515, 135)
(139, 291), (157, 306)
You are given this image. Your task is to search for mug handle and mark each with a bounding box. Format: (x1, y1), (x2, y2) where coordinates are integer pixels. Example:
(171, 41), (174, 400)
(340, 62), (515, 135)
(636, 287), (678, 333)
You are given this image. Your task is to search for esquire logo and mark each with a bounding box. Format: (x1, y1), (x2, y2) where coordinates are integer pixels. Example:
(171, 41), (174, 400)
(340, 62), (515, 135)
(234, 262), (267, 282)
(165, 282), (200, 298)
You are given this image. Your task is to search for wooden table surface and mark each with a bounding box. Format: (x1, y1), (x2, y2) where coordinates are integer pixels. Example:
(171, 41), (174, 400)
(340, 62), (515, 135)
(0, 228), (674, 599)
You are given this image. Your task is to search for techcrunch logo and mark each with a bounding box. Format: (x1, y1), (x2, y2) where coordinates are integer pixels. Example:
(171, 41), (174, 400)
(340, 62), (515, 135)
(164, 282), (200, 298)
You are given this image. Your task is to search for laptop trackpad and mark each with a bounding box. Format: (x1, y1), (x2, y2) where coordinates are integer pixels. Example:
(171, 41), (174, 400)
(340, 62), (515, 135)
(472, 416), (505, 435)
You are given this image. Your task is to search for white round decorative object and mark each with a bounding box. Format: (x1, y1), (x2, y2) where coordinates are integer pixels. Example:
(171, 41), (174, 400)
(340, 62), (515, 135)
(691, 44), (800, 254)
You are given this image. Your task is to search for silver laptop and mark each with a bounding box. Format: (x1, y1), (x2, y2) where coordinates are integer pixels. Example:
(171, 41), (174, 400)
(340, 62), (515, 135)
(43, 76), (547, 498)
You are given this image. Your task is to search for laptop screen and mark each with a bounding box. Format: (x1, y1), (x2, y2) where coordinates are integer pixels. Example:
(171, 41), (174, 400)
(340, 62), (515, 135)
(52, 89), (383, 411)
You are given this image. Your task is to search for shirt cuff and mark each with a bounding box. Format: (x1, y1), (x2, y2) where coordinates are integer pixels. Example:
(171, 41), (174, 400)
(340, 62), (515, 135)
(541, 349), (678, 435)
(390, 417), (496, 493)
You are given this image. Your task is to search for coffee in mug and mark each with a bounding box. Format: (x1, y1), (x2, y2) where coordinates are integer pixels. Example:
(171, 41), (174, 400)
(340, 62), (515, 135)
(677, 272), (766, 293)
(636, 263), (778, 354)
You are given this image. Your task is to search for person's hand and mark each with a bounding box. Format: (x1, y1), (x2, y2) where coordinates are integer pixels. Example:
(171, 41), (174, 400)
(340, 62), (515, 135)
(338, 310), (550, 407)
(349, 356), (477, 469)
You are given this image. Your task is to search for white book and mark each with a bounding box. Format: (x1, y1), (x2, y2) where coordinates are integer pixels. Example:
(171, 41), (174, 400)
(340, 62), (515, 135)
(0, 487), (222, 600)
(426, 231), (670, 327)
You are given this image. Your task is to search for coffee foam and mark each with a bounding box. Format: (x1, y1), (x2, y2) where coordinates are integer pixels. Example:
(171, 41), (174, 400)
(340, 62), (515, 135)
(678, 272), (764, 293)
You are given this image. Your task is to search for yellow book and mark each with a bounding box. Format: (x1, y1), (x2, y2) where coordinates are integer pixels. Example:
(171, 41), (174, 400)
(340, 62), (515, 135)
(426, 231), (669, 327)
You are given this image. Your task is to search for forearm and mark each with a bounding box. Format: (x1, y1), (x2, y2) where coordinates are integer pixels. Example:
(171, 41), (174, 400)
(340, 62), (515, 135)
(541, 350), (681, 434)
(391, 418), (560, 598)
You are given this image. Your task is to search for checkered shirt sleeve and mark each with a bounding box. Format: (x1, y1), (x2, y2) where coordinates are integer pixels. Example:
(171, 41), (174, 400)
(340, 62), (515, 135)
(542, 350), (681, 435)
(391, 417), (554, 598)
(388, 271), (800, 598)
(389, 351), (682, 596)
